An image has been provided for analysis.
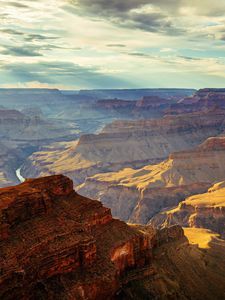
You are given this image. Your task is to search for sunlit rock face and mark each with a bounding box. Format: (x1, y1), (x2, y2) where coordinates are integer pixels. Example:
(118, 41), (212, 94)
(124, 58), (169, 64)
(0, 175), (225, 300)
(78, 137), (225, 224)
(150, 181), (225, 239)
(21, 109), (225, 186)
(0, 175), (155, 299)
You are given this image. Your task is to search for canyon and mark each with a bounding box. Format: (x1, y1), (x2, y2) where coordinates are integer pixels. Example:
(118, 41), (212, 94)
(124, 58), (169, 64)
(0, 108), (79, 141)
(77, 137), (225, 224)
(0, 88), (194, 188)
(21, 109), (225, 187)
(0, 88), (225, 299)
(0, 175), (225, 300)
(0, 108), (80, 188)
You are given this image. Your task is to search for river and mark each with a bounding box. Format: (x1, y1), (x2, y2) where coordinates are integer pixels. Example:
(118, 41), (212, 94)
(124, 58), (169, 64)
(16, 167), (26, 183)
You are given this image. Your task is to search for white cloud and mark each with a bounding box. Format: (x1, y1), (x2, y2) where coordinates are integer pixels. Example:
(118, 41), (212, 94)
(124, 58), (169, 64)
(0, 0), (224, 88)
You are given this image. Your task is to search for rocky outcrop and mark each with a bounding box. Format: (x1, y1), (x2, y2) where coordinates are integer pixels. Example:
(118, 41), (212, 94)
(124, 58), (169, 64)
(0, 175), (157, 300)
(0, 106), (81, 188)
(0, 175), (225, 300)
(21, 109), (225, 186)
(150, 181), (225, 238)
(0, 108), (79, 141)
(77, 137), (225, 224)
(166, 88), (225, 114)
(96, 98), (135, 110)
(77, 88), (195, 101)
(95, 96), (176, 119)
(126, 228), (225, 300)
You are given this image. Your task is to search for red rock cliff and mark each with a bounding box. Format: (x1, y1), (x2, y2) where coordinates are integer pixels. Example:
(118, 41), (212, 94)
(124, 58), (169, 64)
(1, 175), (224, 300)
(0, 175), (156, 300)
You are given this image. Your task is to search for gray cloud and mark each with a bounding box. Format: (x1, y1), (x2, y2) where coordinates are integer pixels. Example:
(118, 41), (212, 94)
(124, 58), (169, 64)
(1, 45), (43, 57)
(0, 61), (129, 88)
(71, 0), (225, 17)
(69, 0), (181, 35)
(68, 0), (225, 35)
(0, 27), (70, 58)
(77, 0), (149, 12)
(0, 41), (69, 57)
(106, 44), (127, 48)
(178, 56), (202, 61)
(1, 28), (60, 42)
(121, 11), (178, 34)
(1, 1), (29, 8)
(128, 52), (150, 57)
(1, 29), (24, 36)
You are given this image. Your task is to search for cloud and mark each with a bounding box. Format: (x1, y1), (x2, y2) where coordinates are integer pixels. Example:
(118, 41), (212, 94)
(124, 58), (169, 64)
(70, 0), (225, 17)
(0, 0), (224, 89)
(128, 52), (150, 57)
(0, 61), (129, 88)
(1, 45), (43, 57)
(68, 0), (225, 36)
(70, 0), (150, 13)
(0, 28), (60, 43)
(0, 1), (29, 8)
(106, 44), (126, 48)
(69, 0), (181, 35)
(178, 55), (202, 61)
(0, 42), (68, 57)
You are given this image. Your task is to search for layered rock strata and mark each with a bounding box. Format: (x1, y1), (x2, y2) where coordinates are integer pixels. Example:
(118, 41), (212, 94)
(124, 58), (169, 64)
(166, 88), (225, 114)
(150, 181), (225, 238)
(21, 110), (225, 186)
(0, 175), (225, 299)
(95, 95), (177, 119)
(0, 175), (155, 299)
(78, 137), (225, 224)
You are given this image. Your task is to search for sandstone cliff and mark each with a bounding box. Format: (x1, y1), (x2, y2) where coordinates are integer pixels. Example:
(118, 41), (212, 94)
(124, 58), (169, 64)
(125, 227), (225, 300)
(150, 181), (225, 238)
(77, 137), (225, 224)
(0, 175), (155, 299)
(0, 175), (225, 300)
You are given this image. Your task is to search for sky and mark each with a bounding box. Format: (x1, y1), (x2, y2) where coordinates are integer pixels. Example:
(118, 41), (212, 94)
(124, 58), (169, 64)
(0, 0), (225, 89)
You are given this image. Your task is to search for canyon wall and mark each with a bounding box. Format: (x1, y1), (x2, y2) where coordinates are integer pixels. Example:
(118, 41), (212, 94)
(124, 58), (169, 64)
(78, 137), (225, 224)
(21, 109), (225, 186)
(0, 175), (155, 300)
(150, 181), (225, 238)
(166, 88), (225, 114)
(0, 175), (224, 299)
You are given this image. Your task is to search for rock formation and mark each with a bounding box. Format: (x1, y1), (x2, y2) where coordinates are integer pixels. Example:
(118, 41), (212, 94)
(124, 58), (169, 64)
(95, 95), (176, 119)
(0, 108), (78, 141)
(76, 88), (195, 101)
(77, 137), (225, 224)
(150, 181), (225, 238)
(129, 227), (225, 300)
(21, 109), (225, 186)
(0, 175), (225, 300)
(166, 88), (225, 114)
(0, 175), (154, 299)
(0, 107), (82, 188)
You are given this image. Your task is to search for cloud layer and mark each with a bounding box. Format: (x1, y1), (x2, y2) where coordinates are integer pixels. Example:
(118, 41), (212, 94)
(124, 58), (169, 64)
(0, 0), (224, 89)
